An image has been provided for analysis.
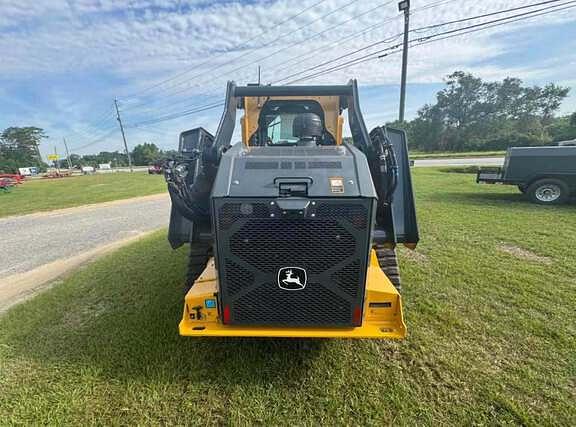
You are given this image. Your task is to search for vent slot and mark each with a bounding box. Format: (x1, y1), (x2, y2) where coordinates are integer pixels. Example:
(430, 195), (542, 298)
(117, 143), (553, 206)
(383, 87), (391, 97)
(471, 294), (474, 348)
(245, 161), (279, 170)
(308, 161), (342, 169)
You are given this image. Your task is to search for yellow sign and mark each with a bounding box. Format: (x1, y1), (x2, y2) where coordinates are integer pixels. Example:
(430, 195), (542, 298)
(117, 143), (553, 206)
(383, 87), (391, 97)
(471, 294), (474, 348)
(47, 154), (59, 161)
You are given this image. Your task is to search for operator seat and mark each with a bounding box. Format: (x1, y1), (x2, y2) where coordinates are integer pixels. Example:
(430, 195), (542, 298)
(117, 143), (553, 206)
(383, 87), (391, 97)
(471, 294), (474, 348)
(293, 113), (323, 147)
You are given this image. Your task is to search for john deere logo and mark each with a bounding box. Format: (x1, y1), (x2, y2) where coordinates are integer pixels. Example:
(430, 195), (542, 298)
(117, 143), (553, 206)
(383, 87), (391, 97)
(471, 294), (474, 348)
(278, 267), (307, 291)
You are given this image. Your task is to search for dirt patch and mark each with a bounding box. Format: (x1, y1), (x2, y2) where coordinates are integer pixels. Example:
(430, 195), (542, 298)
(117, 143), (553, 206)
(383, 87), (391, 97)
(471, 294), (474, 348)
(399, 247), (429, 263)
(497, 244), (552, 264)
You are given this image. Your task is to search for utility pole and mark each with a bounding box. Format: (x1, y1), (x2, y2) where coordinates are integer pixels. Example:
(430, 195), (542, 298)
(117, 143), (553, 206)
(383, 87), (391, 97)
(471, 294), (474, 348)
(114, 99), (133, 172)
(398, 0), (410, 122)
(258, 65), (261, 85)
(62, 137), (73, 170)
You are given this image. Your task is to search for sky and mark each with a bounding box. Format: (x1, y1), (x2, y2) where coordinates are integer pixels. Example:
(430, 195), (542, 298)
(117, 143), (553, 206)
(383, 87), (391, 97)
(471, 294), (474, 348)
(1, 0), (576, 160)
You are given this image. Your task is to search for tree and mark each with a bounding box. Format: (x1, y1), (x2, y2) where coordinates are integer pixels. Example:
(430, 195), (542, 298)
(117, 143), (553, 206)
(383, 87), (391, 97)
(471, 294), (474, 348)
(0, 127), (48, 173)
(131, 142), (161, 166)
(547, 113), (576, 143)
(396, 71), (569, 152)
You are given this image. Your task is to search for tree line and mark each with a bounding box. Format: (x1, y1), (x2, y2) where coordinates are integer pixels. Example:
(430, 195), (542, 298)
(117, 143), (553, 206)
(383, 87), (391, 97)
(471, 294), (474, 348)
(57, 143), (177, 170)
(387, 71), (576, 152)
(0, 127), (175, 173)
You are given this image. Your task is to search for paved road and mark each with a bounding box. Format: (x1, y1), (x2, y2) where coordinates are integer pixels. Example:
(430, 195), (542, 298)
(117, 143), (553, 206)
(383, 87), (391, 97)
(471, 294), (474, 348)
(0, 194), (170, 280)
(414, 157), (504, 167)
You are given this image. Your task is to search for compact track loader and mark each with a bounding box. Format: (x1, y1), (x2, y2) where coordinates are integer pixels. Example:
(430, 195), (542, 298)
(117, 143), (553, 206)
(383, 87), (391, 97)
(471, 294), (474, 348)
(164, 81), (418, 338)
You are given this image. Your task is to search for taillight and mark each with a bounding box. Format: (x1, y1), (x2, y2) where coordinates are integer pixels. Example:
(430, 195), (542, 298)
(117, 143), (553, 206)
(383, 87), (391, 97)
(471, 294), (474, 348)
(352, 305), (362, 326)
(223, 305), (231, 324)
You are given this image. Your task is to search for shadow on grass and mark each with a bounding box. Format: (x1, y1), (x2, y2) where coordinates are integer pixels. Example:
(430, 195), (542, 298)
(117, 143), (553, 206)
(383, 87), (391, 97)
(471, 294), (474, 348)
(0, 239), (333, 389)
(431, 190), (576, 208)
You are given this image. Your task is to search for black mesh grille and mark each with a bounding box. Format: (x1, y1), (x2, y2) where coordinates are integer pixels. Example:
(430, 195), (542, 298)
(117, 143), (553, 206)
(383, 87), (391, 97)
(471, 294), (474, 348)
(316, 204), (368, 229)
(218, 203), (270, 230)
(229, 219), (355, 273)
(331, 261), (361, 298)
(225, 260), (254, 296)
(234, 283), (351, 326)
(215, 198), (372, 327)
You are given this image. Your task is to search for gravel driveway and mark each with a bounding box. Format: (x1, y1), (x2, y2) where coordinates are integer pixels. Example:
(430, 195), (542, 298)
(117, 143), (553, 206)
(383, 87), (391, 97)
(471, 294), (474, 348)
(0, 194), (170, 311)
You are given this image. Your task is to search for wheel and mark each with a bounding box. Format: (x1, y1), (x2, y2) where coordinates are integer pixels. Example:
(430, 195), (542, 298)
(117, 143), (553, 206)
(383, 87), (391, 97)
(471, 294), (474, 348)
(527, 179), (569, 205)
(185, 242), (212, 292)
(374, 244), (402, 291)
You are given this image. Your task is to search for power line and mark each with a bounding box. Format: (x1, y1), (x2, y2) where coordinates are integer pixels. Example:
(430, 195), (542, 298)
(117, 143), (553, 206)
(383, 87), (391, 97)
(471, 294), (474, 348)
(120, 0), (332, 102)
(114, 0), (575, 130)
(411, 1), (576, 48)
(119, 0), (363, 112)
(274, 32), (403, 84)
(282, 0), (575, 83)
(118, 0), (459, 118)
(272, 0), (455, 77)
(413, 0), (567, 33)
(126, 101), (225, 128)
(285, 0), (576, 84)
(69, 127), (118, 152)
(123, 0), (452, 125)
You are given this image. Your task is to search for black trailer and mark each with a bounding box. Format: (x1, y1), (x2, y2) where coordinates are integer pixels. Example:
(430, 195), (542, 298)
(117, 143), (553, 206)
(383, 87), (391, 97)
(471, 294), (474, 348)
(477, 146), (576, 204)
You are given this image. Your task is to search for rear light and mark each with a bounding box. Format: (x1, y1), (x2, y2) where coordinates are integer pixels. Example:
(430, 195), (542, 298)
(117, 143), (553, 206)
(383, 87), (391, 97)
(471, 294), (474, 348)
(223, 305), (231, 324)
(353, 305), (362, 326)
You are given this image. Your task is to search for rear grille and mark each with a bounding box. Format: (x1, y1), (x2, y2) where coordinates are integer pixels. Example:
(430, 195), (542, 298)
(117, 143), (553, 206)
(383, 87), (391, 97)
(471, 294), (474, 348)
(230, 219), (355, 273)
(331, 261), (361, 298)
(235, 283), (351, 326)
(214, 198), (373, 327)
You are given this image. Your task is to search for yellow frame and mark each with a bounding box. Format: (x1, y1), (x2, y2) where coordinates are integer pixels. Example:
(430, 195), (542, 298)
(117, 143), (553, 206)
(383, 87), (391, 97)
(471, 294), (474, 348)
(179, 250), (406, 339)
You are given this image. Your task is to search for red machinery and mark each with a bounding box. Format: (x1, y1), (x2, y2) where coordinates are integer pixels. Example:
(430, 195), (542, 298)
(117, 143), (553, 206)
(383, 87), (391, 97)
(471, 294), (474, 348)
(0, 174), (25, 184)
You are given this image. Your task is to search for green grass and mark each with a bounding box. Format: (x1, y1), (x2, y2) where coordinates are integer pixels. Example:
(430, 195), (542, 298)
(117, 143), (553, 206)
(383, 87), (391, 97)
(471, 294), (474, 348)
(410, 150), (506, 159)
(0, 173), (166, 218)
(1, 169), (575, 425)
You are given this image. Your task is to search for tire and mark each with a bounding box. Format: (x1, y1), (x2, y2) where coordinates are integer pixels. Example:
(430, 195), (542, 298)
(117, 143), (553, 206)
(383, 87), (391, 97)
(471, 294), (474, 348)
(518, 185), (526, 194)
(374, 244), (402, 291)
(527, 179), (569, 205)
(185, 242), (212, 292)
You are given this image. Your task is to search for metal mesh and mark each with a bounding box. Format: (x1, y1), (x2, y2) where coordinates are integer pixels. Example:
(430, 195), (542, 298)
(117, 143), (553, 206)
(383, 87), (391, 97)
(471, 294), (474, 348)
(331, 260), (361, 298)
(233, 283), (351, 326)
(215, 199), (371, 327)
(229, 219), (355, 273)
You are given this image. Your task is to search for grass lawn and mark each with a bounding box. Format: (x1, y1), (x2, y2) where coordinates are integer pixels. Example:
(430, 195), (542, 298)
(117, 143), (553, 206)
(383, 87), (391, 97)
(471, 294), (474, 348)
(1, 169), (575, 424)
(0, 173), (166, 218)
(410, 150), (506, 159)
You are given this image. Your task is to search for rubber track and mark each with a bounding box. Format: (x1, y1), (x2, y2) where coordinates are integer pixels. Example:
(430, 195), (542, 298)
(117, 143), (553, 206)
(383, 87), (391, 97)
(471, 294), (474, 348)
(185, 242), (212, 291)
(374, 244), (402, 291)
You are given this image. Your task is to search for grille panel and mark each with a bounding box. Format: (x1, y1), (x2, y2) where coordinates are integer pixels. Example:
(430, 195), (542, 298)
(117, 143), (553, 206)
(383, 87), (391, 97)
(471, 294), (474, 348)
(230, 219), (355, 273)
(234, 283), (351, 326)
(225, 260), (254, 296)
(316, 204), (368, 229)
(331, 261), (361, 298)
(215, 198), (372, 327)
(218, 203), (270, 230)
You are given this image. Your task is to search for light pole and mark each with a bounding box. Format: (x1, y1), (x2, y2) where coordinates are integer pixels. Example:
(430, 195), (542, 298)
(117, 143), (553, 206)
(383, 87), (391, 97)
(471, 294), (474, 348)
(398, 0), (410, 122)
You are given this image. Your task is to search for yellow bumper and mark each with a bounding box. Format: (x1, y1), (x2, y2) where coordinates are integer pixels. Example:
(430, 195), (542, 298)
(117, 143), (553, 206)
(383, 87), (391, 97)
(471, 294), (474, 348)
(179, 250), (406, 339)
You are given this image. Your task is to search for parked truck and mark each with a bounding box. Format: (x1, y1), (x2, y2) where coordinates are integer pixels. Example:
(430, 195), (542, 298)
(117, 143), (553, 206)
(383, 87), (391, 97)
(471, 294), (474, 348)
(477, 146), (576, 204)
